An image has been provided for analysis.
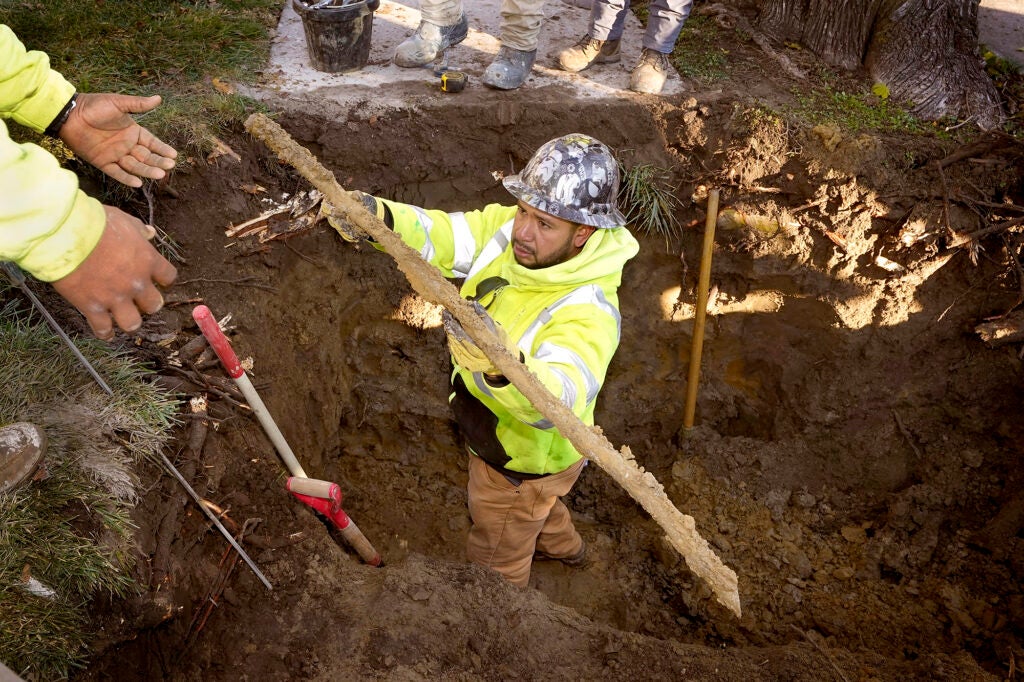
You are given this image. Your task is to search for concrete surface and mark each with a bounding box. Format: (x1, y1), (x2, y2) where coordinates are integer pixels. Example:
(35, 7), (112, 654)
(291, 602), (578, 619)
(248, 1), (1023, 113)
(979, 0), (1024, 66)
(251, 0), (685, 109)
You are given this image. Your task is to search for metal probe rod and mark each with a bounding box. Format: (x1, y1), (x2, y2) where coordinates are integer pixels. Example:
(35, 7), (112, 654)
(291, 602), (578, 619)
(158, 451), (272, 590)
(1, 262), (113, 395)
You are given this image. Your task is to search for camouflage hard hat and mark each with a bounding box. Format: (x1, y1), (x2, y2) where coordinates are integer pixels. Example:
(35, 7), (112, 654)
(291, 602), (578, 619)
(503, 134), (627, 229)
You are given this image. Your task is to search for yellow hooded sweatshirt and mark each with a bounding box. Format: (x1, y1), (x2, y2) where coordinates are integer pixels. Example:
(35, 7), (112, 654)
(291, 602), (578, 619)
(0, 24), (105, 282)
(379, 199), (639, 477)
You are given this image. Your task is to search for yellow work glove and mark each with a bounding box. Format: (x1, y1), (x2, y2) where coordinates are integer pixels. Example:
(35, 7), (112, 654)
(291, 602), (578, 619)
(320, 191), (383, 242)
(442, 303), (518, 377)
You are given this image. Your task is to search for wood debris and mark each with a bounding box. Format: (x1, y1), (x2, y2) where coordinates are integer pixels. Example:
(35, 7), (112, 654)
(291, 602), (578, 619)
(975, 310), (1024, 348)
(211, 77), (236, 95)
(225, 190), (323, 243)
(207, 135), (241, 164)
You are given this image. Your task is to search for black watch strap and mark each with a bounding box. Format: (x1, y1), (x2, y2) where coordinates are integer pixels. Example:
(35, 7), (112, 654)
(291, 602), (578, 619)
(44, 93), (78, 138)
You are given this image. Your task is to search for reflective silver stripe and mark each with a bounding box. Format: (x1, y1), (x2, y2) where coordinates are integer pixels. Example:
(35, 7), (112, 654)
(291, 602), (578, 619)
(519, 285), (621, 352)
(449, 212), (476, 278)
(535, 341), (598, 406)
(465, 220), (513, 281)
(550, 365), (578, 409)
(412, 206), (436, 262)
(472, 372), (494, 398)
(529, 418), (554, 430)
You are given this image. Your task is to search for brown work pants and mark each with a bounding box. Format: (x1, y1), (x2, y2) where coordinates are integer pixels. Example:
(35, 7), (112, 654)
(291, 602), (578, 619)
(465, 454), (585, 587)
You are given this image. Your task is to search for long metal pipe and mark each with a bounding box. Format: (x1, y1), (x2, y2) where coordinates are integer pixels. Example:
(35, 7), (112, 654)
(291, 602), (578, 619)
(158, 451), (272, 590)
(2, 262), (112, 395)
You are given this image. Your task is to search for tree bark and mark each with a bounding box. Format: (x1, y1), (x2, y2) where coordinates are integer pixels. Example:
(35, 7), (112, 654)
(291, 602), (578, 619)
(755, 0), (1003, 128)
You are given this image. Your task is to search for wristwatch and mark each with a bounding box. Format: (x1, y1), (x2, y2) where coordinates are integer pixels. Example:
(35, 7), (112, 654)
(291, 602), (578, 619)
(44, 93), (78, 138)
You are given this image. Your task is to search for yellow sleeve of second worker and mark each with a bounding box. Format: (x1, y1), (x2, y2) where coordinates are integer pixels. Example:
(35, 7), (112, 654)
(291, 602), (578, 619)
(0, 25), (103, 281)
(0, 24), (76, 131)
(0, 120), (105, 281)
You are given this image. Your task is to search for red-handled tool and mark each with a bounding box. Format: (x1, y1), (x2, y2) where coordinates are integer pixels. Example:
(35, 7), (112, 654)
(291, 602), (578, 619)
(286, 478), (382, 566)
(192, 305), (383, 566)
(193, 305), (307, 478)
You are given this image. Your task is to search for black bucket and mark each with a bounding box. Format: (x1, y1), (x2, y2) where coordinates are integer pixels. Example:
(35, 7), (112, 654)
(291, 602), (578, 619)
(293, 0), (378, 73)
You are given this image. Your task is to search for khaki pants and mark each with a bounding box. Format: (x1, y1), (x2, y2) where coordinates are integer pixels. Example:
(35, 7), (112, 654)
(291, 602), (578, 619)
(497, 0), (545, 52)
(465, 454), (585, 587)
(419, 0), (545, 51)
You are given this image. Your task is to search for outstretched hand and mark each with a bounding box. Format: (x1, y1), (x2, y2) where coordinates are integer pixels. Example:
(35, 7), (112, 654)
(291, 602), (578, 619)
(58, 93), (177, 188)
(51, 206), (177, 340)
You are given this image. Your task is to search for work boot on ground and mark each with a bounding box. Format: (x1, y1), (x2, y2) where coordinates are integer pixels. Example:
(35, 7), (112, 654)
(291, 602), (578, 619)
(482, 46), (537, 90)
(0, 423), (46, 494)
(630, 47), (671, 94)
(557, 35), (620, 73)
(534, 542), (588, 568)
(393, 14), (469, 68)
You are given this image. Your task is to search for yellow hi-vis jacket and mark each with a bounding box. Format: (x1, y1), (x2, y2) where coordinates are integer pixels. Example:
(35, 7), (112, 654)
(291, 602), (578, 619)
(379, 199), (640, 477)
(0, 24), (104, 282)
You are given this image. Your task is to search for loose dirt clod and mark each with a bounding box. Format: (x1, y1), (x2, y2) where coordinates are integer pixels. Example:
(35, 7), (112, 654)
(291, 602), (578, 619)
(245, 112), (743, 619)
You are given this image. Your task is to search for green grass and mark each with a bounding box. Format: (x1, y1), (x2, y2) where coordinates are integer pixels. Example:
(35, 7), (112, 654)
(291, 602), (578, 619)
(627, 4), (728, 84)
(0, 0), (280, 152)
(619, 163), (682, 249)
(981, 45), (1024, 138)
(670, 13), (729, 84)
(0, 303), (178, 680)
(789, 82), (927, 135)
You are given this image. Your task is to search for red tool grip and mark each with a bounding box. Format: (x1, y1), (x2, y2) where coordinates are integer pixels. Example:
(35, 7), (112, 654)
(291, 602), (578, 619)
(192, 305), (244, 379)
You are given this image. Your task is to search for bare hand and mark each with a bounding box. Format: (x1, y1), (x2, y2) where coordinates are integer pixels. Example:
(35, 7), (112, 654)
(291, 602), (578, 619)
(58, 93), (177, 188)
(51, 206), (177, 340)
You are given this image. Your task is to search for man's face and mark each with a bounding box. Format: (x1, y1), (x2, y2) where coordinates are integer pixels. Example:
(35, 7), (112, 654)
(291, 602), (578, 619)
(511, 201), (596, 269)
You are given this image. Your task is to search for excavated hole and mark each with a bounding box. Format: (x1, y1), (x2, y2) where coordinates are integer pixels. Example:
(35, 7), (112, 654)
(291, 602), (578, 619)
(237, 102), (713, 641)
(228, 102), (1020, 658)
(83, 97), (1023, 679)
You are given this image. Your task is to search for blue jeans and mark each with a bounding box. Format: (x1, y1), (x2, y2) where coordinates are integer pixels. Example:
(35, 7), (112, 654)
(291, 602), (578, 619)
(589, 0), (692, 54)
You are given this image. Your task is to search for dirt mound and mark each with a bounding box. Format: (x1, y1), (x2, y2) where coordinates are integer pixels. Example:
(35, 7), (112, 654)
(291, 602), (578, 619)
(74, 82), (1023, 681)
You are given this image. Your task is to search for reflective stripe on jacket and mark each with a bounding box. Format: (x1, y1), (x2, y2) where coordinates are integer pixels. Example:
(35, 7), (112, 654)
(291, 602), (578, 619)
(379, 199), (639, 476)
(0, 24), (104, 282)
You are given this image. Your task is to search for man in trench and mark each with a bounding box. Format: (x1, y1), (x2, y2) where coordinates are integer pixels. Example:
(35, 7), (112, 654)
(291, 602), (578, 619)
(334, 134), (638, 586)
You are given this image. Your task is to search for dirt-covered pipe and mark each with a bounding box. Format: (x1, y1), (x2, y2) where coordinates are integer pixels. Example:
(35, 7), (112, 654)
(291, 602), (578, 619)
(245, 113), (742, 619)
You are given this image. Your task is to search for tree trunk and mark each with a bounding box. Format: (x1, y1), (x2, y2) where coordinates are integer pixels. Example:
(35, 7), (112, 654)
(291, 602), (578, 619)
(755, 0), (1003, 129)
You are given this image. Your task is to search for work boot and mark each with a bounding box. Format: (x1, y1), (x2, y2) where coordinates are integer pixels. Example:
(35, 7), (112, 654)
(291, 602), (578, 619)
(630, 47), (671, 94)
(481, 46), (537, 90)
(0, 423), (46, 494)
(534, 542), (588, 568)
(557, 35), (620, 73)
(393, 14), (469, 68)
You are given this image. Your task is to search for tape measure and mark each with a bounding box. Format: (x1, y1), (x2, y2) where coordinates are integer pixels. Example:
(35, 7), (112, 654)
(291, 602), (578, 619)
(441, 71), (468, 93)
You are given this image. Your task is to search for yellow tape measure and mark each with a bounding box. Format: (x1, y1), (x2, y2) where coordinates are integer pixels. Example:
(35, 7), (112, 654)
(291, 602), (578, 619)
(441, 71), (468, 93)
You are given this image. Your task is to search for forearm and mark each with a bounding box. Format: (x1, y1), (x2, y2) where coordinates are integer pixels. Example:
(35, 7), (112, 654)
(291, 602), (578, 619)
(0, 122), (104, 280)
